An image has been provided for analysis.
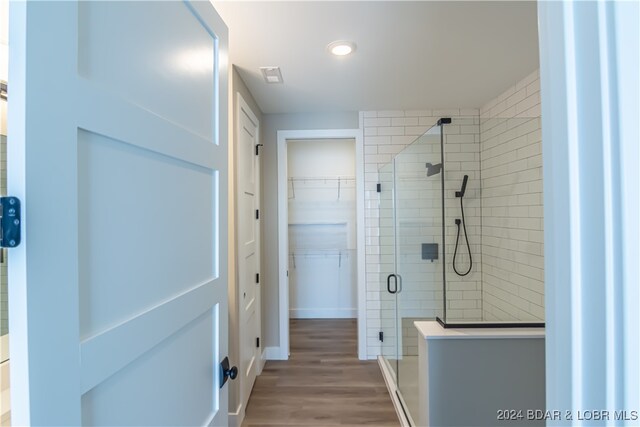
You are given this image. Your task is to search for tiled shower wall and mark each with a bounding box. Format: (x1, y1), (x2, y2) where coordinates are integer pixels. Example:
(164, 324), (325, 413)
(363, 109), (482, 358)
(480, 70), (544, 321)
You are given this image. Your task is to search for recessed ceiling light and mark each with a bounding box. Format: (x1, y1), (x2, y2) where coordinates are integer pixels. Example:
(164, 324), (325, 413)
(327, 40), (357, 56)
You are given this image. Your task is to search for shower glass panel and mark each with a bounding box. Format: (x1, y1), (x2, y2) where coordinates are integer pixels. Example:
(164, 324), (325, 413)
(394, 124), (443, 421)
(440, 116), (482, 324)
(441, 116), (545, 326)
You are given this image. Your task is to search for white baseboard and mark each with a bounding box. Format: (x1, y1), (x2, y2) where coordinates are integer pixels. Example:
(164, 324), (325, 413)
(289, 308), (356, 318)
(228, 402), (245, 427)
(258, 348), (267, 374)
(264, 346), (286, 360)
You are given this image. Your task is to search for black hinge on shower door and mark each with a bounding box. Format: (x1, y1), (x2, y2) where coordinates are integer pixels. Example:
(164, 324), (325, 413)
(256, 273), (260, 283)
(256, 337), (260, 348)
(376, 183), (381, 193)
(255, 209), (260, 219)
(379, 331), (384, 342)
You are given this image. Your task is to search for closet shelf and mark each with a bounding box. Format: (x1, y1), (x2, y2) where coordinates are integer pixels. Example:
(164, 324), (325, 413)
(288, 176), (356, 200)
(288, 222), (348, 226)
(288, 249), (354, 268)
(288, 248), (353, 254)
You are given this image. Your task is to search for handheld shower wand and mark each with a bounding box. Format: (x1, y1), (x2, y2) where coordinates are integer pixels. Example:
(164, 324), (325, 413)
(453, 175), (472, 276)
(455, 175), (468, 198)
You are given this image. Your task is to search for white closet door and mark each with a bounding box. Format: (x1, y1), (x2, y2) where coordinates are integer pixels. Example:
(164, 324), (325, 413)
(8, 1), (229, 425)
(236, 93), (261, 409)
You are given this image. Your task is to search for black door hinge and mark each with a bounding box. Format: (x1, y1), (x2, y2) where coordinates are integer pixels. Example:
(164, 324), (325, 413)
(256, 337), (260, 348)
(255, 144), (264, 155)
(255, 209), (259, 220)
(0, 197), (21, 248)
(256, 273), (260, 283)
(379, 331), (384, 342)
(376, 183), (381, 193)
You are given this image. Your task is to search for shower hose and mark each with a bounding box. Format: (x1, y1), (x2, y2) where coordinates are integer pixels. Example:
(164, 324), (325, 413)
(453, 196), (473, 276)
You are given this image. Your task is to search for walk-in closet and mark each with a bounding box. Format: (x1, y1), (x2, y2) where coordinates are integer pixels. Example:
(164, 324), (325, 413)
(287, 139), (357, 319)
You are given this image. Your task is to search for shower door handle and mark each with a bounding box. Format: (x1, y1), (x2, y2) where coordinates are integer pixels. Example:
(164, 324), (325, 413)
(387, 274), (399, 294)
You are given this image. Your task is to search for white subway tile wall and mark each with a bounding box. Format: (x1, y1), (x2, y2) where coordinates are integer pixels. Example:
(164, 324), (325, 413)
(480, 70), (543, 321)
(363, 70), (543, 358)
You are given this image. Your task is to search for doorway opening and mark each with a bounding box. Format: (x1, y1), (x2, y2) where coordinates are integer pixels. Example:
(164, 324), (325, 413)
(287, 139), (356, 323)
(276, 130), (366, 360)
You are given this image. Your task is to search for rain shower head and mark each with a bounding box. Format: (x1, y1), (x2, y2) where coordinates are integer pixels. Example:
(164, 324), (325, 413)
(426, 162), (443, 177)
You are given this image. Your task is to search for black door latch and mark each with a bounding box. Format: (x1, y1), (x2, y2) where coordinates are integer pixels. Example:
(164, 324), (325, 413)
(219, 356), (238, 389)
(0, 197), (21, 248)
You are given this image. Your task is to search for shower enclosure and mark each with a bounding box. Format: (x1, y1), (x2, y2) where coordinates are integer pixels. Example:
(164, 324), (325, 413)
(378, 116), (544, 424)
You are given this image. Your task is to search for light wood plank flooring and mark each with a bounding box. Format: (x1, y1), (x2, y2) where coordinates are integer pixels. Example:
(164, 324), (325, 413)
(242, 319), (399, 426)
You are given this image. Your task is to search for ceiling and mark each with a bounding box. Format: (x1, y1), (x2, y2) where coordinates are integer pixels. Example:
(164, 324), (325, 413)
(213, 1), (539, 114)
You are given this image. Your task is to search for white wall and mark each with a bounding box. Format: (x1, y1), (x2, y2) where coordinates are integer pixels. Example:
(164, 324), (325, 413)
(480, 70), (544, 321)
(261, 112), (359, 348)
(288, 139), (355, 178)
(287, 139), (356, 318)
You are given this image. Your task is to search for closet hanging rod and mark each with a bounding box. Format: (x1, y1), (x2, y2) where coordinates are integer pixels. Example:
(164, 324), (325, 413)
(288, 250), (352, 258)
(289, 249), (350, 253)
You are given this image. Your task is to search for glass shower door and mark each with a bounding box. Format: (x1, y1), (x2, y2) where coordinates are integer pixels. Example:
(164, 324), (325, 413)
(378, 162), (398, 379)
(393, 124), (444, 422)
(378, 123), (444, 425)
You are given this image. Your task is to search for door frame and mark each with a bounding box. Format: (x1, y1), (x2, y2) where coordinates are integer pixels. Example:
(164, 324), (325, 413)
(276, 128), (366, 360)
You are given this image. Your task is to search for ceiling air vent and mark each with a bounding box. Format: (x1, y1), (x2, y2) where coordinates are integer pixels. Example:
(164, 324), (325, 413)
(260, 67), (283, 84)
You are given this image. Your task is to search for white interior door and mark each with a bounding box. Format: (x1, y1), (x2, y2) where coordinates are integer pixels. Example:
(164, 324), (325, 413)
(8, 1), (229, 425)
(236, 93), (261, 410)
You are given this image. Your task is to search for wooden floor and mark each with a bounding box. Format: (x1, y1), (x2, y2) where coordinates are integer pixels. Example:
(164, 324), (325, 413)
(242, 319), (400, 427)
